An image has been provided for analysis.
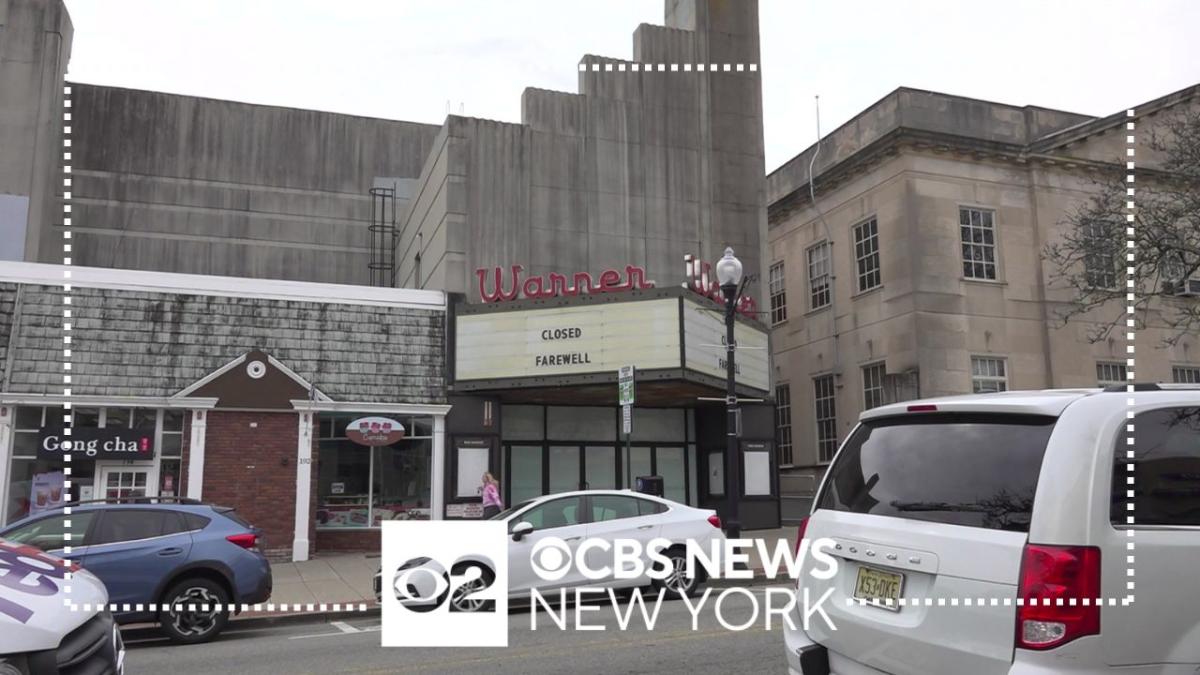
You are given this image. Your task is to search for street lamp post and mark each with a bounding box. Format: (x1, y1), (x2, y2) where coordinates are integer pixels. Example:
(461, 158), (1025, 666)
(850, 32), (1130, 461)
(715, 247), (743, 541)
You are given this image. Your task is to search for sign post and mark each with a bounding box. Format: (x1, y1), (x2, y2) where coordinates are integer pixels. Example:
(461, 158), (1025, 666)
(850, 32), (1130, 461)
(619, 366), (635, 486)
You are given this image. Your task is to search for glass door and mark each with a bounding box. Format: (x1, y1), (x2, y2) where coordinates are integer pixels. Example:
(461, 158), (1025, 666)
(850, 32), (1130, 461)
(656, 445), (687, 503)
(97, 464), (154, 500)
(548, 445), (581, 493)
(508, 445), (543, 504)
(583, 446), (616, 490)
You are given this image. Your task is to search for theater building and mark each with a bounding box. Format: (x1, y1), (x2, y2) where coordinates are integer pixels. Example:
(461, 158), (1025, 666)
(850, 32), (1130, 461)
(441, 260), (780, 529)
(2, 0), (783, 550)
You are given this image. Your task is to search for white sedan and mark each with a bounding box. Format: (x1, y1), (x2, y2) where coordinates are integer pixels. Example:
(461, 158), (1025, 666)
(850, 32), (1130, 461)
(375, 490), (726, 609)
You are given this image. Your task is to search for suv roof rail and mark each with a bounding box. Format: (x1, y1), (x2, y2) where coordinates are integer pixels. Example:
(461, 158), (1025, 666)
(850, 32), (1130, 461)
(1101, 382), (1200, 392)
(61, 496), (207, 507)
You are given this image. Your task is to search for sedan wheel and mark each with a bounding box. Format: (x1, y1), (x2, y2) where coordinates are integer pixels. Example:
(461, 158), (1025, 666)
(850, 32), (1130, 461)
(451, 576), (489, 612)
(654, 550), (700, 597)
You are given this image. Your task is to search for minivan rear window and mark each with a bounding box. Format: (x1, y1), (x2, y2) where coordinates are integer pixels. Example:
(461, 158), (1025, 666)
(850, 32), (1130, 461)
(817, 413), (1057, 532)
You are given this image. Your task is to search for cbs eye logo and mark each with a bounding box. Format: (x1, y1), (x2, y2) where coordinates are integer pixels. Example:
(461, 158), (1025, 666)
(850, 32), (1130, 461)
(393, 555), (497, 613)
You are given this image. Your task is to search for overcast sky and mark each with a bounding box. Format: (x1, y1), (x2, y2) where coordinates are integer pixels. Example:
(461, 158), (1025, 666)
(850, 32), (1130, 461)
(63, 0), (1200, 172)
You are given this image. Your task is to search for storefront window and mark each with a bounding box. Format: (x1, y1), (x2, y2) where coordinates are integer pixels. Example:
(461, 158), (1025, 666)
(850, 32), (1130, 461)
(4, 405), (182, 526)
(315, 414), (433, 529)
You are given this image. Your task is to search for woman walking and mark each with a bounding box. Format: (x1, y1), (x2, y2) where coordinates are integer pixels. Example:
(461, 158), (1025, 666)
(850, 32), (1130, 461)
(480, 472), (503, 519)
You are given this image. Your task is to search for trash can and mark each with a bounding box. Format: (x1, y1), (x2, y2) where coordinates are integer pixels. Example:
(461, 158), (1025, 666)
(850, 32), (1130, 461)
(635, 475), (664, 497)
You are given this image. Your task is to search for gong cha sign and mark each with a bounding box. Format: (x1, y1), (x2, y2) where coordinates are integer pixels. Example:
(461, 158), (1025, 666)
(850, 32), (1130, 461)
(347, 417), (406, 447)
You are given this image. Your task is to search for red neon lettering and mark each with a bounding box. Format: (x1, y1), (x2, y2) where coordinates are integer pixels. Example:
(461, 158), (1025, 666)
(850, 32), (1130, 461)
(477, 265), (523, 303)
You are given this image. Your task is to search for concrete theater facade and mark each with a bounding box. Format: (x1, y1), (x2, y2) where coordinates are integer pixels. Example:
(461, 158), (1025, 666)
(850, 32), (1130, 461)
(0, 0), (784, 551)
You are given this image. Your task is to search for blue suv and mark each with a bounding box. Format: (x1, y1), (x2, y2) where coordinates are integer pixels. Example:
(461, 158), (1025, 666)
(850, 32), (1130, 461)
(0, 498), (272, 644)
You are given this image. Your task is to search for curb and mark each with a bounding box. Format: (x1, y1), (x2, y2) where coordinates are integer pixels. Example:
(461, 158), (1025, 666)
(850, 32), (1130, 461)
(232, 603), (380, 626)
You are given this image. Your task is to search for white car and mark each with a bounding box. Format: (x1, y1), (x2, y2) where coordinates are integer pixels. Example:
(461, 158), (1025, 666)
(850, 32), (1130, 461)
(0, 538), (125, 674)
(785, 385), (1200, 675)
(375, 490), (726, 608)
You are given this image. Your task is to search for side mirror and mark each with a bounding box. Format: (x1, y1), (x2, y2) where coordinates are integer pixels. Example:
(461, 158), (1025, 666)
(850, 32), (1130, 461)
(511, 521), (534, 541)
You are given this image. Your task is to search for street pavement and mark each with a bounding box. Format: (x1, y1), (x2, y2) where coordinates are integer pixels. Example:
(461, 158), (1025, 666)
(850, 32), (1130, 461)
(122, 585), (794, 674)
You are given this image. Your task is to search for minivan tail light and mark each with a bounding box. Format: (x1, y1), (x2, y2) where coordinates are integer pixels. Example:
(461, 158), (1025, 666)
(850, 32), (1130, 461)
(794, 516), (810, 556)
(1017, 544), (1101, 650)
(707, 514), (722, 529)
(226, 533), (258, 550)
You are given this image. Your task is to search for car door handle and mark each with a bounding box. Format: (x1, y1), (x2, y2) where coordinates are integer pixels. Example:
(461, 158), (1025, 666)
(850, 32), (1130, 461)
(637, 525), (654, 530)
(158, 547), (183, 556)
(564, 536), (582, 542)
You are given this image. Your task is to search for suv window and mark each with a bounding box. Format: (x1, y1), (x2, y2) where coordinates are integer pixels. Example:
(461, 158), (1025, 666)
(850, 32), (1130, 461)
(181, 513), (212, 531)
(518, 497), (583, 530)
(817, 413), (1057, 532)
(1112, 406), (1200, 527)
(4, 512), (96, 551)
(591, 495), (641, 522)
(91, 510), (173, 545)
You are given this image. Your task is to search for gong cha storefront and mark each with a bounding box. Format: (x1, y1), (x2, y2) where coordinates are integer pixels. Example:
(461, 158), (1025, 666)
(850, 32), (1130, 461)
(0, 262), (449, 561)
(443, 262), (782, 531)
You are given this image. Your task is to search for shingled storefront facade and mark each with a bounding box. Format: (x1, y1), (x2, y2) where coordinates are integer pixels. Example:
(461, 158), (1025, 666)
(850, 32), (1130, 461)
(0, 262), (448, 561)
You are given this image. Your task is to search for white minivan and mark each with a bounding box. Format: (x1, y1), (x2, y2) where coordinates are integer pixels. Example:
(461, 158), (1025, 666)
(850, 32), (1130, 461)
(785, 385), (1200, 675)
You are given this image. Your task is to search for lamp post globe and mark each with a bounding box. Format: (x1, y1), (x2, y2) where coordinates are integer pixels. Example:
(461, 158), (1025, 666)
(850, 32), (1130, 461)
(716, 247), (743, 289)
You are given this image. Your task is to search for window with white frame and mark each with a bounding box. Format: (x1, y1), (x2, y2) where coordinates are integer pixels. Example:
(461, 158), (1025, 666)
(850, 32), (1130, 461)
(768, 262), (787, 325)
(971, 356), (1008, 393)
(1082, 220), (1119, 289)
(1173, 366), (1200, 384)
(959, 207), (997, 280)
(808, 242), (831, 310)
(853, 218), (881, 292)
(775, 385), (793, 466)
(814, 375), (838, 462)
(862, 362), (886, 410)
(1097, 361), (1128, 387)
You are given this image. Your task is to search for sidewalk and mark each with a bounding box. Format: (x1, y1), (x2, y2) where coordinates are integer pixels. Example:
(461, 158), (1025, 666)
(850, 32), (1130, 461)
(257, 525), (800, 615)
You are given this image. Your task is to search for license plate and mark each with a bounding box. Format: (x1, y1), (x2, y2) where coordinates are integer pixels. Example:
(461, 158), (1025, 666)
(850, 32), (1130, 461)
(853, 566), (904, 612)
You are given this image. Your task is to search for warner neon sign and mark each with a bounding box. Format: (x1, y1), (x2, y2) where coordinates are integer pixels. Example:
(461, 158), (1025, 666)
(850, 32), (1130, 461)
(476, 255), (757, 318)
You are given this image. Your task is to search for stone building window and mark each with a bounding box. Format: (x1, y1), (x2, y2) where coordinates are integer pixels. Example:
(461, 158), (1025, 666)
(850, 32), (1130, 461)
(853, 218), (881, 292)
(959, 207), (997, 280)
(1097, 361), (1128, 387)
(1173, 366), (1200, 384)
(808, 242), (831, 310)
(862, 362), (886, 410)
(814, 375), (838, 463)
(775, 384), (793, 466)
(1083, 220), (1119, 289)
(971, 356), (1008, 393)
(768, 261), (787, 325)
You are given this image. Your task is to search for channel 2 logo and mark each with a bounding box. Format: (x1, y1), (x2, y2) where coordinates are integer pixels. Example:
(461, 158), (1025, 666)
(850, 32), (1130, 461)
(381, 521), (508, 647)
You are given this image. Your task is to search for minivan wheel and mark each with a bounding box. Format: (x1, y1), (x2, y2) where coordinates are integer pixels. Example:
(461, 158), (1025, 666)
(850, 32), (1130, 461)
(159, 578), (230, 644)
(653, 548), (701, 598)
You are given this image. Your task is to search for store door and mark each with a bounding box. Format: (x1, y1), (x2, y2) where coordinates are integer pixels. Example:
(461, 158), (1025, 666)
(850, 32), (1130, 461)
(96, 464), (156, 500)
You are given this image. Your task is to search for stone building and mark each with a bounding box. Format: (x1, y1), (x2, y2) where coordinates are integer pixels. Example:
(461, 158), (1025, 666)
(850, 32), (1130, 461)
(766, 85), (1200, 501)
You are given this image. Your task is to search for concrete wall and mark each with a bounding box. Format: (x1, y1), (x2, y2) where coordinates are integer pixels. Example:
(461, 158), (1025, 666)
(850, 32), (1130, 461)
(0, 0), (71, 262)
(396, 0), (767, 301)
(64, 84), (441, 284)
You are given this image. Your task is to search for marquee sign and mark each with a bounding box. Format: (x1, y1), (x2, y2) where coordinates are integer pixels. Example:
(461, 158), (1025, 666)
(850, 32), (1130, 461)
(476, 254), (758, 319)
(37, 427), (156, 459)
(455, 296), (769, 391)
(455, 299), (681, 380)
